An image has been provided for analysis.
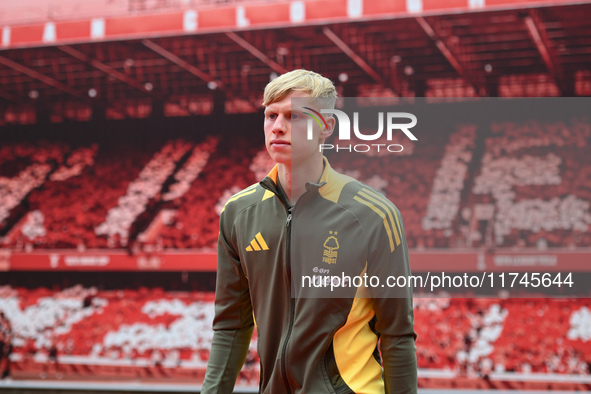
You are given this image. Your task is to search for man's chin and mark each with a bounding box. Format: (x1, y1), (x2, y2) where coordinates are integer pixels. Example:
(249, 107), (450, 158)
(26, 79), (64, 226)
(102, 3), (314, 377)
(267, 153), (290, 166)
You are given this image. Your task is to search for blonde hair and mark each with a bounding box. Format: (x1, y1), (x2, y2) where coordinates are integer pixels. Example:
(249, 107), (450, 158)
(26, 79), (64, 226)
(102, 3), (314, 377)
(262, 69), (337, 108)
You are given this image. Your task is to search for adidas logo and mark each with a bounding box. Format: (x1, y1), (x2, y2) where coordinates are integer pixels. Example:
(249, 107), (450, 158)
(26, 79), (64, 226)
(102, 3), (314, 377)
(246, 232), (269, 252)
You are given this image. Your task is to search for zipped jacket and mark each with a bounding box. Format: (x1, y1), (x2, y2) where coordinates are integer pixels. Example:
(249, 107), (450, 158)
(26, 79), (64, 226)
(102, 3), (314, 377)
(202, 158), (417, 394)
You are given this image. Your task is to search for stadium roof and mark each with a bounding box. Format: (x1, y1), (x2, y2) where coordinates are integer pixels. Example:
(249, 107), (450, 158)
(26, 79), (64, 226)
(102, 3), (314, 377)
(0, 0), (590, 123)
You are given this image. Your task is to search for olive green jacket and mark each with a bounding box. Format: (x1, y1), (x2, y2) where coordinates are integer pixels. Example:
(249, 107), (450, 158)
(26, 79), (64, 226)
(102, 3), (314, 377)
(202, 158), (417, 394)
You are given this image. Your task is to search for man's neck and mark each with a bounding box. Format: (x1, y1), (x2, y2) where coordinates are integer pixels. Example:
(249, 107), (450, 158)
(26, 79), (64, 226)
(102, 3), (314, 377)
(277, 158), (325, 204)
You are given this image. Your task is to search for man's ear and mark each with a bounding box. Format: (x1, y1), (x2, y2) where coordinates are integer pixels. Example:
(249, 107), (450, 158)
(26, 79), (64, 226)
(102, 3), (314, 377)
(321, 116), (335, 139)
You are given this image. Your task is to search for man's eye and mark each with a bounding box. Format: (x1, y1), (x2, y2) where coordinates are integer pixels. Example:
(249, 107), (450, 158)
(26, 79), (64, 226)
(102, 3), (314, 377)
(291, 113), (299, 120)
(268, 114), (276, 120)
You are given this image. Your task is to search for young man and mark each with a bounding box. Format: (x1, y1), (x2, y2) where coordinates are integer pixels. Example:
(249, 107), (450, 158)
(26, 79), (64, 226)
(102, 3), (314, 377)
(202, 69), (417, 393)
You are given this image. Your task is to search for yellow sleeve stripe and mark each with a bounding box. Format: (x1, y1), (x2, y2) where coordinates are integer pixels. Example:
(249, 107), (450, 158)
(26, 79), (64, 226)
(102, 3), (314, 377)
(237, 184), (257, 195)
(358, 189), (401, 247)
(220, 188), (257, 213)
(362, 188), (403, 238)
(353, 196), (395, 252)
(255, 232), (269, 250)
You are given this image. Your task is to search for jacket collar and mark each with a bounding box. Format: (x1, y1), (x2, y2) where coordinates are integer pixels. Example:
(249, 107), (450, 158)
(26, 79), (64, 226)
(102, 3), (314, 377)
(261, 157), (333, 191)
(261, 157), (353, 205)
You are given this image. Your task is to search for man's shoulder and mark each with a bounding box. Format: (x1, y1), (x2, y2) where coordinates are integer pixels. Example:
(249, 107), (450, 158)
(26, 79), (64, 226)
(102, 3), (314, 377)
(321, 164), (401, 216)
(321, 160), (396, 204)
(220, 183), (268, 216)
(339, 181), (401, 218)
(338, 181), (405, 251)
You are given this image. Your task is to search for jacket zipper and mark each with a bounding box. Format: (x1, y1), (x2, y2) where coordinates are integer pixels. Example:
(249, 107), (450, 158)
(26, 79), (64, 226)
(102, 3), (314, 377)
(281, 205), (294, 394)
(261, 178), (314, 394)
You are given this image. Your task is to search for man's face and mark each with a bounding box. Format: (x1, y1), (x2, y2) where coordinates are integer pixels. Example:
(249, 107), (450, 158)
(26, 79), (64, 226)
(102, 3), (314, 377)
(264, 90), (333, 167)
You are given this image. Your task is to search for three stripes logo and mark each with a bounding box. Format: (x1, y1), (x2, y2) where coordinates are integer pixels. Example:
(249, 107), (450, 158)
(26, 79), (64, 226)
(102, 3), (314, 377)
(246, 232), (269, 252)
(353, 188), (402, 253)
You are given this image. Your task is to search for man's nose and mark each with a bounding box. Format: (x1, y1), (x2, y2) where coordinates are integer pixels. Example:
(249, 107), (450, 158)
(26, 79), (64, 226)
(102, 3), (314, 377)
(272, 115), (288, 134)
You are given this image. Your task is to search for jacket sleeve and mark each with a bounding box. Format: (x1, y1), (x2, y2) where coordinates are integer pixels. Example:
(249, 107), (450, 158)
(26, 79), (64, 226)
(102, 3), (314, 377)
(201, 208), (254, 394)
(368, 205), (418, 394)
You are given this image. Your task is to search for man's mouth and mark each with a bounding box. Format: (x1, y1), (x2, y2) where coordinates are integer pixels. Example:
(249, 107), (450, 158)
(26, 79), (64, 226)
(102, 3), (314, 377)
(271, 139), (290, 146)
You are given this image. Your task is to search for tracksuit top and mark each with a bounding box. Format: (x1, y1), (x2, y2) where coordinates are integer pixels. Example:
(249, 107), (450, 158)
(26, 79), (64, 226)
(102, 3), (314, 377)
(202, 158), (417, 394)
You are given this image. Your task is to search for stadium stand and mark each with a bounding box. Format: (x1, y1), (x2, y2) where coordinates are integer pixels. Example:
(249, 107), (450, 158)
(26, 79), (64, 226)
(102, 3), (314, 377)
(157, 134), (262, 250)
(0, 281), (249, 382)
(491, 298), (591, 375)
(0, 282), (589, 387)
(1, 112), (591, 250)
(470, 118), (591, 248)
